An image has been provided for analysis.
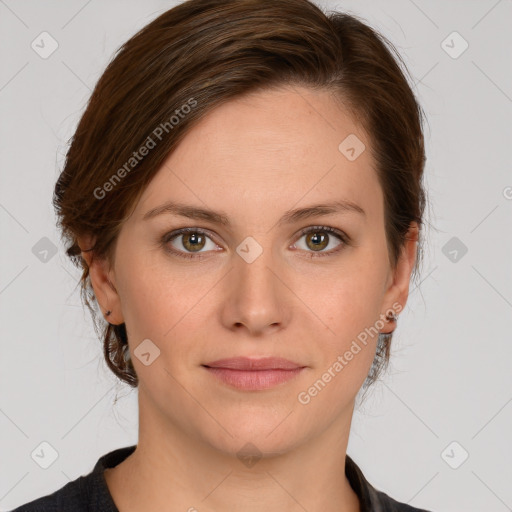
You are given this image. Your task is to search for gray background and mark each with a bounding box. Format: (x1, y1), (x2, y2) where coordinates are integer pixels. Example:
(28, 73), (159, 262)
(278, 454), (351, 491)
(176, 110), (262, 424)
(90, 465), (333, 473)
(1, 0), (511, 510)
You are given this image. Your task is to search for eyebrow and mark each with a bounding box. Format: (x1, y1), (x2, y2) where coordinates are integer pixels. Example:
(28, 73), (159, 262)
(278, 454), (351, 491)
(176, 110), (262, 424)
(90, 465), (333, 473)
(142, 199), (366, 226)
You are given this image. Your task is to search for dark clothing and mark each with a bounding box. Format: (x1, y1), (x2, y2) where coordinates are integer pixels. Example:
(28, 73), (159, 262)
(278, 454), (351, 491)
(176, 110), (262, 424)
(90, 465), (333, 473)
(10, 445), (432, 511)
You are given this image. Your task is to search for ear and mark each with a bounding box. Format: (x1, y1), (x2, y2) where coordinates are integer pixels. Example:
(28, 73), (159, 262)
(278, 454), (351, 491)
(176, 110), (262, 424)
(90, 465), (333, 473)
(78, 234), (124, 325)
(380, 222), (419, 334)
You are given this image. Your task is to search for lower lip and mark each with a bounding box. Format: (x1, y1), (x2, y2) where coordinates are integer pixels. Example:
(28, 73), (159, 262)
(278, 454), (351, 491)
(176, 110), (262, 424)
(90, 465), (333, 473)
(203, 367), (305, 390)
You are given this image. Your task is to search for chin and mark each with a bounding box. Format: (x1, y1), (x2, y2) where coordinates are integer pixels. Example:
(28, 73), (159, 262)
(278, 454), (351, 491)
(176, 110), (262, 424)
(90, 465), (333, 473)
(193, 407), (309, 460)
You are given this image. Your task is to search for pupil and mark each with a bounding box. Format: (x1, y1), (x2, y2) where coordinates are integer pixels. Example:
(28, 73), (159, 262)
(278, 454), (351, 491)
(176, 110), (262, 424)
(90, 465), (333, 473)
(308, 231), (328, 251)
(185, 233), (204, 251)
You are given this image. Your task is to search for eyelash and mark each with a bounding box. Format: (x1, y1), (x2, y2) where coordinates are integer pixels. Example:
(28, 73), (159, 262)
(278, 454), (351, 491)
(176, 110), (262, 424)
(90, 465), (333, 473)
(161, 225), (350, 260)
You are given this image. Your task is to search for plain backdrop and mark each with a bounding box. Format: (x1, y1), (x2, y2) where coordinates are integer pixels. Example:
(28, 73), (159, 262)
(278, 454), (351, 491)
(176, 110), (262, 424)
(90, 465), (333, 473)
(1, 1), (511, 511)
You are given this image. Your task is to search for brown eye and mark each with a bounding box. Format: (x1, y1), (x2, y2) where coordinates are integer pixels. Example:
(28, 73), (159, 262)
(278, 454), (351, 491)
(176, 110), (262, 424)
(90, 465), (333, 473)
(305, 231), (329, 251)
(163, 228), (220, 259)
(181, 232), (206, 252)
(293, 226), (348, 257)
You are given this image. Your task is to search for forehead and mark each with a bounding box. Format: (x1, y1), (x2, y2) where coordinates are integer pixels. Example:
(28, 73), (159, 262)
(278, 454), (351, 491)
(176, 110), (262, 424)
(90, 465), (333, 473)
(132, 85), (383, 227)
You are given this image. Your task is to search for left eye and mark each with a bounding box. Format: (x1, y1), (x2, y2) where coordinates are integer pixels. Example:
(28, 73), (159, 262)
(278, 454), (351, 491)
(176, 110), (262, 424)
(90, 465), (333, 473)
(292, 226), (347, 256)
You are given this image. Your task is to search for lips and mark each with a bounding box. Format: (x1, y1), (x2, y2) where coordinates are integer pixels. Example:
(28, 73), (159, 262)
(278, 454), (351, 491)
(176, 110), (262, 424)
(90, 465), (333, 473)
(203, 356), (304, 370)
(202, 357), (307, 390)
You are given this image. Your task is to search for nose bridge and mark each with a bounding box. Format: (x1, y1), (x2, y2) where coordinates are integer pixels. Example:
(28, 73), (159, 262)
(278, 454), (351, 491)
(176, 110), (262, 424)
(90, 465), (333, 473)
(234, 234), (279, 296)
(226, 234), (286, 332)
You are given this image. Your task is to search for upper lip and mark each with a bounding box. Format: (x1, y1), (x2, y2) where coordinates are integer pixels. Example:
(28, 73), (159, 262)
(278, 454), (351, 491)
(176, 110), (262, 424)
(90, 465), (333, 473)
(203, 357), (305, 370)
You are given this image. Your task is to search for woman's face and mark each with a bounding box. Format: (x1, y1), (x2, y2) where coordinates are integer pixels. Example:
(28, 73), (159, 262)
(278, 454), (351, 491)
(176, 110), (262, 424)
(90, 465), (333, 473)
(90, 85), (415, 455)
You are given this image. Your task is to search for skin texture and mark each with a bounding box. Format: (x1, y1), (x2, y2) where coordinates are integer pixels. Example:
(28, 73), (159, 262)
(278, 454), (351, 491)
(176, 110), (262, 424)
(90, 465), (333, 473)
(81, 85), (418, 512)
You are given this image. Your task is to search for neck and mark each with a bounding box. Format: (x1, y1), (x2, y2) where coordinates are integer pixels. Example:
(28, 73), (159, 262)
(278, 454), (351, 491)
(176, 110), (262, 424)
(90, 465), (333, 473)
(104, 392), (361, 512)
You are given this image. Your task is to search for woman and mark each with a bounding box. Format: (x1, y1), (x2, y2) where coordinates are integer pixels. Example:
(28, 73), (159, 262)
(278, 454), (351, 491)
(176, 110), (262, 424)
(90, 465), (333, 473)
(12, 0), (432, 510)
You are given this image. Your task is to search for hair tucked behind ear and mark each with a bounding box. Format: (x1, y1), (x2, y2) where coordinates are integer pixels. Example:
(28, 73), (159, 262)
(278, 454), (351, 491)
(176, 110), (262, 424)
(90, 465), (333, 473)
(54, 0), (427, 388)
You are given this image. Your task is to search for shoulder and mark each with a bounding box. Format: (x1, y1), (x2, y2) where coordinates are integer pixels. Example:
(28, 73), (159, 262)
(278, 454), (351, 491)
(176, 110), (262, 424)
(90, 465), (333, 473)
(370, 487), (434, 511)
(345, 454), (434, 512)
(8, 475), (88, 512)
(8, 445), (136, 512)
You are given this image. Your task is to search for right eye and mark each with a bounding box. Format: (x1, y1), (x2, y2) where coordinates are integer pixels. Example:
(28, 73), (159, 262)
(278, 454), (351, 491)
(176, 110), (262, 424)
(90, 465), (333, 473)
(162, 228), (222, 260)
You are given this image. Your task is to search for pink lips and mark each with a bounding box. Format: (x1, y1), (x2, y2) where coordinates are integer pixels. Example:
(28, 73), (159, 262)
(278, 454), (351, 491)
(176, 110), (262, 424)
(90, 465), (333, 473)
(203, 357), (306, 390)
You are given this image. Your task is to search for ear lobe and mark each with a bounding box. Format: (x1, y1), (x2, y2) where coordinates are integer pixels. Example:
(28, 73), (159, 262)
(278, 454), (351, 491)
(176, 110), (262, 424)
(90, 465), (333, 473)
(78, 235), (124, 325)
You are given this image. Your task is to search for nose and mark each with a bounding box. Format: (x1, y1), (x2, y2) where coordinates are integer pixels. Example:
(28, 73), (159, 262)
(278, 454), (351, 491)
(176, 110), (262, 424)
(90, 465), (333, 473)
(220, 246), (290, 336)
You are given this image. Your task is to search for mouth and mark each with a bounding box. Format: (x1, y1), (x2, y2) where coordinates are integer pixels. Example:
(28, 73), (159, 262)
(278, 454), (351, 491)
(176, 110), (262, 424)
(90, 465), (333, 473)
(202, 357), (307, 391)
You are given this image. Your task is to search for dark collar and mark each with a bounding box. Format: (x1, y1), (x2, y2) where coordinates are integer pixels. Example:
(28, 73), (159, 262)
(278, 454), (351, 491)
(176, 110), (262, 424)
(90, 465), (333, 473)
(345, 453), (387, 511)
(89, 445), (136, 511)
(92, 445), (429, 512)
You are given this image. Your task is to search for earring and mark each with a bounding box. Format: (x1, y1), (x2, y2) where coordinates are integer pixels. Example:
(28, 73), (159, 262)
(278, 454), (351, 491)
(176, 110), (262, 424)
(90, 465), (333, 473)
(386, 311), (398, 323)
(122, 344), (131, 362)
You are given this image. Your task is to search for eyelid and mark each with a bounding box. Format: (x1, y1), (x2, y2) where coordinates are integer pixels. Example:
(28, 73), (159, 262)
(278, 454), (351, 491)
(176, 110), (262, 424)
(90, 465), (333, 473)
(289, 225), (348, 258)
(162, 227), (223, 258)
(295, 225), (349, 244)
(172, 226), (222, 245)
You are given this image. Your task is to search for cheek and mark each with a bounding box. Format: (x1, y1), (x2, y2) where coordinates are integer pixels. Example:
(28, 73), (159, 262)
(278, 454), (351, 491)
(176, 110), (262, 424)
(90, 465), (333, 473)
(116, 252), (217, 362)
(114, 249), (178, 339)
(307, 251), (388, 377)
(318, 289), (381, 385)
(295, 279), (384, 413)
(315, 255), (387, 338)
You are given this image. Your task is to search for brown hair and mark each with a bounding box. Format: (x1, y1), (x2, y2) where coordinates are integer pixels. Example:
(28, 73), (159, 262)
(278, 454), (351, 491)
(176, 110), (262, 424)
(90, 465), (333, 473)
(54, 0), (427, 389)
